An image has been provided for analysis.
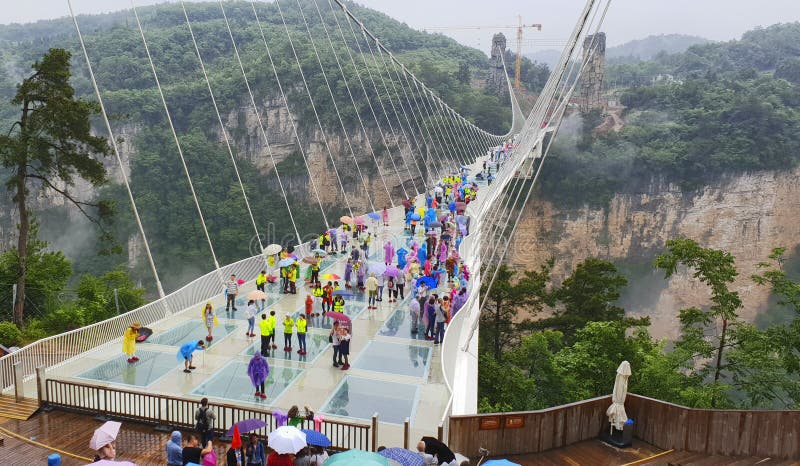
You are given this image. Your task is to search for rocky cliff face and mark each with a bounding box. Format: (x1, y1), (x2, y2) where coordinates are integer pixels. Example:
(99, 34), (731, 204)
(512, 166), (800, 339)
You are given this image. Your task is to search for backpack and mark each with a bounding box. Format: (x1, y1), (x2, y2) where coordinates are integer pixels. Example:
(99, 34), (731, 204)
(387, 278), (394, 289)
(196, 407), (209, 432)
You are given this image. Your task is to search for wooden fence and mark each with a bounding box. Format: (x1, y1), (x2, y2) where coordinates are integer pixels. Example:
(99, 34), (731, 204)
(448, 394), (800, 460)
(46, 379), (374, 451)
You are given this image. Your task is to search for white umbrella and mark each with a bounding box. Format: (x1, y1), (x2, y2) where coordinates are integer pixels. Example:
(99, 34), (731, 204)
(268, 425), (307, 454)
(89, 420), (121, 451)
(247, 290), (267, 301)
(264, 244), (282, 256)
(606, 361), (631, 432)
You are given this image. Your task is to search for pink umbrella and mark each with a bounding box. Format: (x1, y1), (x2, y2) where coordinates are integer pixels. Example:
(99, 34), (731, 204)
(90, 420), (121, 451)
(326, 311), (352, 330)
(354, 217), (365, 225)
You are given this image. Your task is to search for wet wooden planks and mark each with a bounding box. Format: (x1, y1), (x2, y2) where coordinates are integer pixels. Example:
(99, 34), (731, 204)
(0, 394), (40, 420)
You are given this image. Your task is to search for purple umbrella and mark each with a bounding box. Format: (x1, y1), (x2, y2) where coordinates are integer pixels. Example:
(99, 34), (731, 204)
(384, 265), (401, 278)
(367, 212), (381, 220)
(226, 418), (268, 435)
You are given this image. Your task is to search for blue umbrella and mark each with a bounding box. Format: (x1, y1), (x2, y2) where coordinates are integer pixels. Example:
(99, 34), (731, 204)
(312, 248), (327, 256)
(483, 460), (521, 466)
(460, 165), (471, 171)
(377, 448), (423, 466)
(278, 257), (296, 267)
(410, 212), (421, 221)
(367, 212), (381, 220)
(332, 290), (354, 297)
(416, 276), (437, 289)
(324, 450), (389, 466)
(226, 418), (267, 435)
(300, 429), (331, 447)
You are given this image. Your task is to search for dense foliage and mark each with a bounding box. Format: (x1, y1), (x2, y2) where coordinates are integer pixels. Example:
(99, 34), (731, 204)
(479, 241), (800, 412)
(541, 23), (800, 207)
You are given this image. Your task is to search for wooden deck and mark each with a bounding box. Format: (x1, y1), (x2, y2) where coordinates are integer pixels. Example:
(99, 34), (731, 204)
(1, 409), (798, 465)
(484, 440), (800, 466)
(0, 394), (40, 420)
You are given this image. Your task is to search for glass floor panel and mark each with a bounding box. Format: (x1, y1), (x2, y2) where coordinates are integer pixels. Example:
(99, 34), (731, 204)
(377, 308), (427, 341)
(321, 376), (419, 425)
(351, 340), (431, 378)
(144, 320), (237, 347)
(225, 295), (284, 320)
(191, 361), (303, 404)
(76, 350), (177, 387)
(242, 333), (330, 364)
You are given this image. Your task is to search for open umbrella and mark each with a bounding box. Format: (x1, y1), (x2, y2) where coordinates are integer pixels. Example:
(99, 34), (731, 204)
(89, 421), (121, 451)
(455, 215), (468, 224)
(426, 231), (438, 236)
(340, 215), (353, 224)
(354, 217), (365, 225)
(606, 360), (632, 432)
(410, 212), (421, 221)
(377, 448), (423, 466)
(303, 256), (319, 264)
(226, 418), (267, 435)
(429, 221), (442, 229)
(325, 311), (352, 330)
(416, 276), (437, 289)
(89, 461), (136, 466)
(247, 290), (267, 301)
(322, 273), (341, 280)
(313, 248), (327, 256)
(264, 244), (282, 256)
(278, 258), (296, 268)
(367, 212), (381, 221)
(384, 265), (401, 278)
(300, 429), (331, 447)
(324, 450), (389, 466)
(483, 460), (521, 466)
(369, 262), (387, 275)
(332, 289), (353, 297)
(268, 425), (307, 454)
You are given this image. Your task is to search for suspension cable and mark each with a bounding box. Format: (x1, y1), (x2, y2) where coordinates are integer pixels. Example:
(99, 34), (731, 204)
(180, 1), (265, 257)
(217, 0), (301, 244)
(293, 0), (376, 213)
(130, 0), (223, 279)
(273, 0), (355, 219)
(67, 0), (167, 302)
(249, 0), (331, 230)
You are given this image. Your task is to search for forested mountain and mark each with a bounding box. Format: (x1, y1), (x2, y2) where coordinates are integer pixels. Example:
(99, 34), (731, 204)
(606, 34), (711, 63)
(0, 0), (533, 297)
(542, 22), (800, 207)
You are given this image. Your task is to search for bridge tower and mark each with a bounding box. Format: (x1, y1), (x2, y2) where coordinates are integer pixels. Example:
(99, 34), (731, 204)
(487, 33), (509, 104)
(579, 32), (606, 112)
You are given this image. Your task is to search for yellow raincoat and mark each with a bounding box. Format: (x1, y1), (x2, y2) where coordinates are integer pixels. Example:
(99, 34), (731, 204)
(202, 304), (219, 328)
(122, 327), (138, 356)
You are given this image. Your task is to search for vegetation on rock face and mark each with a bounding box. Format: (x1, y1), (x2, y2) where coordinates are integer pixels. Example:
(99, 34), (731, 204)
(479, 241), (800, 412)
(541, 23), (800, 207)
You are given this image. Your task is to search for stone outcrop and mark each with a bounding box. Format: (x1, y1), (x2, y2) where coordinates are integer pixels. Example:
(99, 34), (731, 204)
(511, 167), (800, 339)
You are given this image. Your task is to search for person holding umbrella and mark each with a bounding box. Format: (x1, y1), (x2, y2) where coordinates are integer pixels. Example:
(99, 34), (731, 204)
(122, 322), (140, 364)
(247, 352), (269, 399)
(90, 421), (122, 463)
(226, 425), (243, 466)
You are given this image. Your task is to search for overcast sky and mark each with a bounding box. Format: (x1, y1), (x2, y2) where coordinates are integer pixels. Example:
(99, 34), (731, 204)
(3, 0), (800, 53)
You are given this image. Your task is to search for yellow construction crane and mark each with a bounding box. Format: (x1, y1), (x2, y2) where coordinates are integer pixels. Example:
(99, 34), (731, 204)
(423, 17), (542, 90)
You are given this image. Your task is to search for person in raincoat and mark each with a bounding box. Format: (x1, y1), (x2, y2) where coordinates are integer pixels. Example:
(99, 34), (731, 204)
(166, 430), (182, 466)
(178, 340), (205, 373)
(343, 259), (353, 289)
(122, 322), (141, 363)
(418, 243), (428, 264)
(247, 352), (269, 399)
(383, 241), (395, 265)
(397, 248), (408, 270)
(202, 303), (218, 341)
(382, 206), (389, 227)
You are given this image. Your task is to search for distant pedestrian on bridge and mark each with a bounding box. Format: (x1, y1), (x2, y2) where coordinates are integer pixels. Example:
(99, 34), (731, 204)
(247, 352), (269, 400)
(122, 322), (140, 364)
(225, 274), (239, 312)
(178, 340), (205, 373)
(202, 302), (218, 342)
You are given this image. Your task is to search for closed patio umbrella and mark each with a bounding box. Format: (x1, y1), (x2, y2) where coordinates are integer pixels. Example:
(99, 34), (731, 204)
(606, 360), (632, 432)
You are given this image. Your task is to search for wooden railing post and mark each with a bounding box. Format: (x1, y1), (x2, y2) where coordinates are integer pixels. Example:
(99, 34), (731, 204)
(371, 413), (378, 452)
(13, 362), (22, 402)
(35, 366), (45, 405)
(437, 423), (443, 442)
(403, 418), (410, 449)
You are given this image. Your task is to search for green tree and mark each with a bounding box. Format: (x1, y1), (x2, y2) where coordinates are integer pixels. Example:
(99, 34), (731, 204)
(75, 268), (145, 324)
(532, 258), (639, 342)
(0, 49), (110, 325)
(654, 237), (741, 408)
(456, 62), (470, 85)
(479, 261), (552, 360)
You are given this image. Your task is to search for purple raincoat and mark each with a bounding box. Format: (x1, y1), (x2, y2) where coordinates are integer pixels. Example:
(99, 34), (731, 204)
(247, 352), (270, 388)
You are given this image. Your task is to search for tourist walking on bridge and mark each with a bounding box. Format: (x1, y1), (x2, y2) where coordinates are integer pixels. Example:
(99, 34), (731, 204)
(226, 274), (239, 312)
(247, 352), (269, 400)
(122, 322), (140, 364)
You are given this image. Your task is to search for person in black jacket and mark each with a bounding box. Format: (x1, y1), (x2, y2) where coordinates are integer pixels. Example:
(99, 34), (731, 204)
(417, 436), (456, 465)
